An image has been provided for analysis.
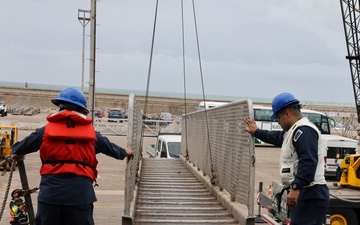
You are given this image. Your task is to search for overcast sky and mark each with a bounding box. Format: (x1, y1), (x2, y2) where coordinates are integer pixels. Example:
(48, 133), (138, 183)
(0, 0), (356, 104)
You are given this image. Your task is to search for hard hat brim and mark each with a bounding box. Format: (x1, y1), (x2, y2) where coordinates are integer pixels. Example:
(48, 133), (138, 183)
(270, 99), (299, 121)
(51, 98), (89, 114)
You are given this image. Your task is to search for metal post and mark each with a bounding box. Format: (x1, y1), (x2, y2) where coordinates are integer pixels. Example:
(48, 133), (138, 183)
(78, 9), (90, 93)
(17, 160), (35, 225)
(255, 181), (266, 223)
(89, 0), (97, 122)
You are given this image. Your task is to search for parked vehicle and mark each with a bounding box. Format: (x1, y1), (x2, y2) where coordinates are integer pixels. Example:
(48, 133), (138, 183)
(0, 101), (8, 117)
(159, 112), (173, 125)
(197, 101), (228, 111)
(108, 109), (123, 122)
(322, 135), (358, 178)
(94, 109), (103, 118)
(159, 112), (173, 121)
(146, 133), (181, 158)
(143, 112), (173, 125)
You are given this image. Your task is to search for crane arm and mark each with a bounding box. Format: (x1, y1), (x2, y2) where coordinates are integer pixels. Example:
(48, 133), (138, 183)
(340, 0), (360, 122)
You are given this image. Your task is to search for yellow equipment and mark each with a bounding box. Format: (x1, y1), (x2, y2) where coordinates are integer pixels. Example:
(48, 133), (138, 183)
(338, 154), (360, 188)
(0, 125), (18, 170)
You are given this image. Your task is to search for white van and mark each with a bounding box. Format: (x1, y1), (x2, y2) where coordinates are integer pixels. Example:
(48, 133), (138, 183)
(197, 101), (228, 111)
(146, 133), (181, 158)
(322, 135), (358, 178)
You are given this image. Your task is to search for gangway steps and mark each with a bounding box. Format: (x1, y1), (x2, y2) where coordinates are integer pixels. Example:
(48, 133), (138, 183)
(133, 158), (238, 224)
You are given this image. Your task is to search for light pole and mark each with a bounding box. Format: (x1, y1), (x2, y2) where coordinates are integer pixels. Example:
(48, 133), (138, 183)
(88, 0), (97, 122)
(78, 9), (90, 93)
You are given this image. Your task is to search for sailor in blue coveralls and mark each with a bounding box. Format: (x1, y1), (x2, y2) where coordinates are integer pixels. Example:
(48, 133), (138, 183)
(244, 92), (329, 225)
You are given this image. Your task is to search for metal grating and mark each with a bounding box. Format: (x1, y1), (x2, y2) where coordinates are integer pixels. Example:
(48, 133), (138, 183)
(181, 99), (255, 216)
(133, 158), (239, 225)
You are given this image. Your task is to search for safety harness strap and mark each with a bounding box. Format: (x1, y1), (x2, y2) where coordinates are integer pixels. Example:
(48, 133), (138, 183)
(42, 159), (94, 169)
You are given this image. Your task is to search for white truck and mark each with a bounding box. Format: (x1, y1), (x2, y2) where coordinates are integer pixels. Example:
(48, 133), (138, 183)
(0, 101), (7, 117)
(322, 135), (358, 178)
(146, 133), (181, 158)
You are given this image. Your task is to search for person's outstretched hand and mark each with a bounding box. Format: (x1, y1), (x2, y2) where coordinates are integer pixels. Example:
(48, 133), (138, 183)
(243, 116), (258, 136)
(126, 148), (134, 161)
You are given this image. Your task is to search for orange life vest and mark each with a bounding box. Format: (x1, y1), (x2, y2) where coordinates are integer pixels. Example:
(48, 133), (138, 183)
(40, 110), (98, 181)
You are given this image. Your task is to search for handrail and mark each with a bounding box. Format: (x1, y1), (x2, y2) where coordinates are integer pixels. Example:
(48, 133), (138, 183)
(122, 93), (143, 224)
(181, 99), (256, 217)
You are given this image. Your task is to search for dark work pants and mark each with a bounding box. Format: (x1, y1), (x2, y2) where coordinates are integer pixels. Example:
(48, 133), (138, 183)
(290, 198), (329, 225)
(34, 202), (94, 225)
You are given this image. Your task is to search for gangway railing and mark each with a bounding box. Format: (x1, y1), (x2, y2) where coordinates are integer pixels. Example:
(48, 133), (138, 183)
(122, 96), (256, 224)
(182, 99), (255, 224)
(122, 93), (143, 224)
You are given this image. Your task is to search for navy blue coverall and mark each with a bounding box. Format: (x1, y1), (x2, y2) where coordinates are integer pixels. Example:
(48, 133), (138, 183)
(254, 125), (329, 225)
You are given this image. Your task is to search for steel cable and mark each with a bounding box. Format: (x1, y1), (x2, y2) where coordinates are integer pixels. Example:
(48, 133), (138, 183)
(190, 0), (215, 177)
(142, 1), (209, 170)
(141, 0), (159, 152)
(143, 0), (159, 116)
(180, 0), (190, 159)
(0, 157), (16, 223)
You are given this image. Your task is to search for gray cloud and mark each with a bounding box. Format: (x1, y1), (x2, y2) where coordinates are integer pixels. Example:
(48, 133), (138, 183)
(0, 0), (355, 104)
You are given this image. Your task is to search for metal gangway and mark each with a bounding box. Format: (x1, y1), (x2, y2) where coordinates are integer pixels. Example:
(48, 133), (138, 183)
(122, 93), (256, 225)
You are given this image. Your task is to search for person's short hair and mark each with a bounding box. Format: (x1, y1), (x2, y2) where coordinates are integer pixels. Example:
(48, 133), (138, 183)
(284, 103), (302, 116)
(58, 102), (87, 114)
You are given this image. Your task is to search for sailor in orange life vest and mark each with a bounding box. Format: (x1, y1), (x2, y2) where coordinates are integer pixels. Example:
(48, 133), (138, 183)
(11, 87), (134, 225)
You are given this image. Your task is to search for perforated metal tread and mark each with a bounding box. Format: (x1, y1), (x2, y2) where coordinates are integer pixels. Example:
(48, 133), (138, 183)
(133, 158), (238, 224)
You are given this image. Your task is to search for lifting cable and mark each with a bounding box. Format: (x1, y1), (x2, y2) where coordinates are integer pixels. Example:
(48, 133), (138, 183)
(180, 0), (189, 160)
(140, 0), (159, 153)
(189, 0), (216, 180)
(141, 0), (215, 180)
(141, 0), (191, 159)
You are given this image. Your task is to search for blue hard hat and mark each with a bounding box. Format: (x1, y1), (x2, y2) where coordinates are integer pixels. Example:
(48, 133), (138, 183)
(271, 92), (300, 120)
(51, 87), (88, 113)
